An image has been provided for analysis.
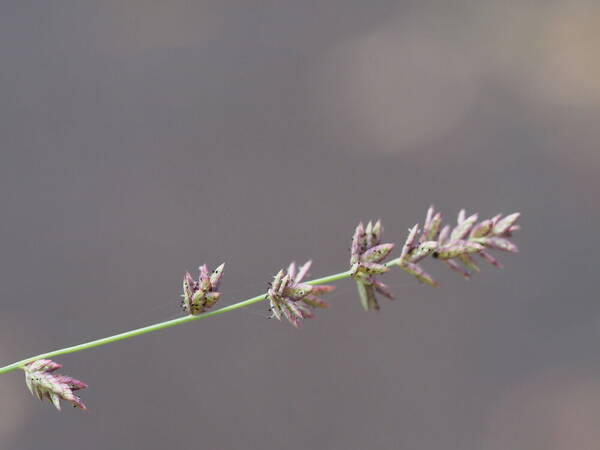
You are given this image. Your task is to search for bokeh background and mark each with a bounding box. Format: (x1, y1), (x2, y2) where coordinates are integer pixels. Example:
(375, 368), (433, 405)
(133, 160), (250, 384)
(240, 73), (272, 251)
(1, 1), (599, 449)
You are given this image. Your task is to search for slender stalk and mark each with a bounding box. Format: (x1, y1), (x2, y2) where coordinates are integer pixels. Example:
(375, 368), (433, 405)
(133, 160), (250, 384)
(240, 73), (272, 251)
(0, 268), (363, 374)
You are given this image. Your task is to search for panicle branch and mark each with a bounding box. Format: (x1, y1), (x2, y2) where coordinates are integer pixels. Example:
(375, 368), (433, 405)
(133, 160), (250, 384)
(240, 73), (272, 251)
(9, 204), (521, 411)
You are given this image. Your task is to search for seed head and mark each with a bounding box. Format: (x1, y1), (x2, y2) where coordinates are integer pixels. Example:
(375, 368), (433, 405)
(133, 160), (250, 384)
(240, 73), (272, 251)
(182, 263), (225, 315)
(396, 206), (521, 282)
(440, 209), (520, 277)
(350, 221), (396, 311)
(23, 359), (87, 411)
(267, 261), (335, 328)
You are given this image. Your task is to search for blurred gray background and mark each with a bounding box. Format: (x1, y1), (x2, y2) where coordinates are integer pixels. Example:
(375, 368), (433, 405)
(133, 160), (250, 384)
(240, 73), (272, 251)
(1, 1), (599, 449)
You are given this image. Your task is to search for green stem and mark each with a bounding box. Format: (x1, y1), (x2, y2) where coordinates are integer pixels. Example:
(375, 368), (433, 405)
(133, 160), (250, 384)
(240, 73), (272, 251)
(0, 268), (357, 374)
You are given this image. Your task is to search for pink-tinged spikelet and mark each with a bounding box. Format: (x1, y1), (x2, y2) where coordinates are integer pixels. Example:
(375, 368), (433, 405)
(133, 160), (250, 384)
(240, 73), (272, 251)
(267, 261), (335, 328)
(24, 359), (88, 411)
(181, 263), (225, 315)
(396, 206), (520, 282)
(350, 220), (396, 311)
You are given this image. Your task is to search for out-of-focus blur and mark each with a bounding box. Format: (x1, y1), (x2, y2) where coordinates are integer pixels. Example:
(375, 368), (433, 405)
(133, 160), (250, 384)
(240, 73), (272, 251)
(0, 1), (598, 449)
